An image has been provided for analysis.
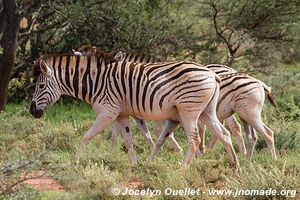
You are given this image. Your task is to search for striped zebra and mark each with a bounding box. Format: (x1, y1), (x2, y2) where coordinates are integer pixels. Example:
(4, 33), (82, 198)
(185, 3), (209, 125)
(153, 64), (276, 160)
(73, 45), (183, 153)
(29, 53), (239, 171)
(108, 50), (184, 152)
(110, 51), (276, 160)
(112, 49), (277, 160)
(203, 64), (276, 160)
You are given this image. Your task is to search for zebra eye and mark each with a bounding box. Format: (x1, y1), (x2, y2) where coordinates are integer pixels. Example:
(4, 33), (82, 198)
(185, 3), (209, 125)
(39, 84), (46, 89)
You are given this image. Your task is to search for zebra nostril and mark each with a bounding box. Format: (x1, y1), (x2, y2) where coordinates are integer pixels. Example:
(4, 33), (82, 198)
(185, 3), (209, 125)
(35, 109), (44, 118)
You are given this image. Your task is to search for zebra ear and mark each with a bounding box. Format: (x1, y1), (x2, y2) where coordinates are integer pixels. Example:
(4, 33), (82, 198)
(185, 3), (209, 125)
(72, 49), (82, 56)
(39, 60), (52, 77)
(114, 51), (126, 61)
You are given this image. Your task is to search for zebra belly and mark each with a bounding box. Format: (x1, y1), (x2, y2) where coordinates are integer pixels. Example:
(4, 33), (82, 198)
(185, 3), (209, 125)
(123, 103), (179, 121)
(217, 101), (235, 121)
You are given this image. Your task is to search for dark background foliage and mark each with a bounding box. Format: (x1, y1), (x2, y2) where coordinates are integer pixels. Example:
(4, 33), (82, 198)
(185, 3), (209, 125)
(1, 0), (300, 104)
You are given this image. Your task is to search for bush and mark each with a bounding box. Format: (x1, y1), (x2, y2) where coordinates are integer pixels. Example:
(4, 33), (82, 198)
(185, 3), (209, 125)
(8, 77), (30, 103)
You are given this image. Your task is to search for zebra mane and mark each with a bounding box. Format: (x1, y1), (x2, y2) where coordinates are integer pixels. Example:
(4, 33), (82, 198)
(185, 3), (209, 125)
(32, 51), (117, 79)
(77, 44), (161, 62)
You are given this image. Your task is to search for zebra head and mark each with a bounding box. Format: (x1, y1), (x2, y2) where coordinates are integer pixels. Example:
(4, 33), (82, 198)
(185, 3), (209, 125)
(30, 60), (61, 118)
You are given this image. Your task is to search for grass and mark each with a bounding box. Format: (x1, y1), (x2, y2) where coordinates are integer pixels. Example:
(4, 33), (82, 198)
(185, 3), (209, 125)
(1, 64), (300, 199)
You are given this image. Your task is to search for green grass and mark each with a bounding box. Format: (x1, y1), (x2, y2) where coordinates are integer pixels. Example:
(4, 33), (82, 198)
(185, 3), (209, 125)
(1, 64), (300, 199)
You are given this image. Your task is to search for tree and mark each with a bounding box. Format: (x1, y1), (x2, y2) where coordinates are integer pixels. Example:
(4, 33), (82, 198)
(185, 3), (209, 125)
(5, 0), (202, 104)
(25, 0), (199, 58)
(0, 0), (19, 111)
(196, 0), (300, 67)
(0, 0), (47, 111)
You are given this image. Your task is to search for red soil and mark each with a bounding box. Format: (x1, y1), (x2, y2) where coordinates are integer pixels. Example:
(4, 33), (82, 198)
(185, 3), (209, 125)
(23, 171), (64, 192)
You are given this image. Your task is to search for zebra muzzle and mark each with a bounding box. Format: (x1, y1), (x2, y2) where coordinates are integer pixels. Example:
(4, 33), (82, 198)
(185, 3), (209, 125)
(30, 101), (44, 118)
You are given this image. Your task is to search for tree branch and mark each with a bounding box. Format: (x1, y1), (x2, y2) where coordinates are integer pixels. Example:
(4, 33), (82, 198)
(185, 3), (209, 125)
(47, 1), (76, 29)
(210, 0), (235, 61)
(19, 0), (47, 18)
(19, 5), (44, 37)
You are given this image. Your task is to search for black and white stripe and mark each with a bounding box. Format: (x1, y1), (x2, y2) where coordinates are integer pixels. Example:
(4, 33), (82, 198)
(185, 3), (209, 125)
(199, 64), (276, 160)
(30, 53), (239, 171)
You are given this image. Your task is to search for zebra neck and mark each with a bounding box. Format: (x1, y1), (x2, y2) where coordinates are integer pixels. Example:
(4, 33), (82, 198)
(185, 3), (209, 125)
(55, 70), (97, 105)
(50, 55), (102, 105)
(46, 54), (118, 105)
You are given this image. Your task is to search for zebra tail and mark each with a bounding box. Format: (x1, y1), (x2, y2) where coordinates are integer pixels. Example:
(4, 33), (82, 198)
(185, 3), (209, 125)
(262, 81), (276, 107)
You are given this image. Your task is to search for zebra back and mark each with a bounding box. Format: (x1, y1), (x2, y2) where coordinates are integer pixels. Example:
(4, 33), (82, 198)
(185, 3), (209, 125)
(205, 64), (237, 76)
(117, 51), (161, 64)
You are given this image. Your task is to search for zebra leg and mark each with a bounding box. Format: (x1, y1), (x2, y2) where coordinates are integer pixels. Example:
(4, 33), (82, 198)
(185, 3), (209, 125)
(167, 132), (183, 152)
(248, 127), (257, 160)
(247, 118), (277, 160)
(117, 117), (137, 165)
(134, 118), (155, 149)
(111, 123), (121, 149)
(178, 111), (201, 167)
(200, 88), (239, 174)
(208, 131), (219, 150)
(154, 121), (164, 138)
(196, 122), (206, 157)
(80, 112), (118, 149)
(201, 112), (239, 174)
(241, 119), (258, 160)
(225, 116), (247, 155)
(154, 121), (183, 152)
(150, 119), (179, 161)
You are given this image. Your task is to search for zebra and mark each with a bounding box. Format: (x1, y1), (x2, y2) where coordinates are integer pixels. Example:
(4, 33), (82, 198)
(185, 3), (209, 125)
(73, 44), (118, 61)
(77, 45), (98, 55)
(113, 50), (188, 153)
(110, 51), (277, 160)
(74, 45), (183, 153)
(29, 53), (239, 172)
(104, 47), (276, 160)
(154, 64), (276, 160)
(115, 52), (277, 160)
(202, 64), (277, 160)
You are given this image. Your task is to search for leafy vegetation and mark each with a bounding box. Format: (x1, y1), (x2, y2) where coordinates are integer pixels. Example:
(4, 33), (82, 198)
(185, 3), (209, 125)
(2, 0), (299, 104)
